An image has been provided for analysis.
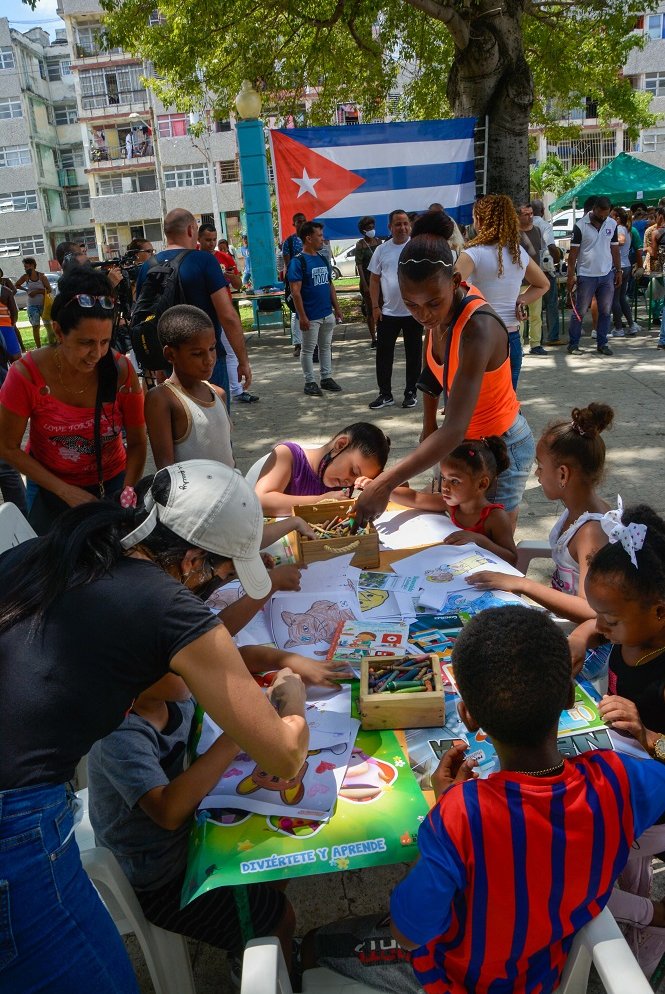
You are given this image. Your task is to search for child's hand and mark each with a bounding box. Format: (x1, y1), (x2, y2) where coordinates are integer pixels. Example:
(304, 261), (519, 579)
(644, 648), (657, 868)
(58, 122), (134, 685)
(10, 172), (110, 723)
(568, 633), (588, 677)
(261, 552), (276, 569)
(443, 530), (478, 547)
(599, 695), (648, 749)
(268, 667), (306, 717)
(270, 564), (302, 593)
(353, 476), (374, 492)
(290, 516), (317, 540)
(431, 743), (478, 800)
(466, 571), (523, 593)
(281, 654), (352, 689)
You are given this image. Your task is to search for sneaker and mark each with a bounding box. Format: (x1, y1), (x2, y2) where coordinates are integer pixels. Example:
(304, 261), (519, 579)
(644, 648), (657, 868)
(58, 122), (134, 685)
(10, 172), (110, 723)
(607, 330), (613, 338)
(597, 345), (613, 356)
(529, 346), (548, 356)
(368, 393), (394, 409)
(293, 344), (301, 358)
(591, 329), (597, 339)
(567, 345), (584, 355)
(613, 328), (625, 337)
(320, 377), (342, 392)
(304, 381), (323, 396)
(628, 323), (641, 336)
(657, 343), (665, 350)
(370, 339), (377, 349)
(236, 391), (259, 403)
(402, 391), (417, 408)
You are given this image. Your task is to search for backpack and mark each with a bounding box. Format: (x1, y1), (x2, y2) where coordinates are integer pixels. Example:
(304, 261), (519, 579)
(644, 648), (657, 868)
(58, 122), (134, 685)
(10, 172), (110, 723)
(130, 250), (191, 370)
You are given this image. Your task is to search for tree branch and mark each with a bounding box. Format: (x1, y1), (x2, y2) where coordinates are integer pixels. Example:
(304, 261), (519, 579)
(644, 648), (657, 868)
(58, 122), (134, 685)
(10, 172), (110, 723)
(403, 0), (470, 48)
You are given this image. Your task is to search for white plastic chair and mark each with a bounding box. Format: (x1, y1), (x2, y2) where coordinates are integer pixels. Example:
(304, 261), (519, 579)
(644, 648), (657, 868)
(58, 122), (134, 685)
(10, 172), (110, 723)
(0, 501), (36, 553)
(515, 538), (552, 576)
(239, 907), (652, 994)
(245, 452), (272, 489)
(75, 790), (196, 994)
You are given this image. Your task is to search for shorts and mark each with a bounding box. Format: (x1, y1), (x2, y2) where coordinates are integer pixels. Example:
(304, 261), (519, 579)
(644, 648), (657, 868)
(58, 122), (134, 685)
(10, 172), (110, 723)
(314, 914), (423, 994)
(487, 412), (535, 512)
(27, 304), (43, 327)
(0, 326), (20, 355)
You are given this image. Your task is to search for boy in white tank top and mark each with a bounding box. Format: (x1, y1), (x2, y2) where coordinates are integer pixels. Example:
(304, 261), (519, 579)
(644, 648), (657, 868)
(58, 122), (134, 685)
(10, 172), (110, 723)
(145, 305), (234, 469)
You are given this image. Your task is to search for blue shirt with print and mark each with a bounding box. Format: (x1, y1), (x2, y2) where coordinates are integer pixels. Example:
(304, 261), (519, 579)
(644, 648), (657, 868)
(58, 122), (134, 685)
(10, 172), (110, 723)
(287, 252), (332, 320)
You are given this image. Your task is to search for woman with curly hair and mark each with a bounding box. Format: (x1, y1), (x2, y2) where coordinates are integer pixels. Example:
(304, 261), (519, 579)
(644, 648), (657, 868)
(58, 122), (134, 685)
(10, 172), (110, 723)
(455, 194), (548, 388)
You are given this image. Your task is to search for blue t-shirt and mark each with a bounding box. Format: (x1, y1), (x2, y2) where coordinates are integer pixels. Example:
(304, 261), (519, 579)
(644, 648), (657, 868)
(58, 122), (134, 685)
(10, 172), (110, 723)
(136, 249), (228, 337)
(287, 252), (332, 320)
(632, 218), (648, 243)
(282, 234), (303, 260)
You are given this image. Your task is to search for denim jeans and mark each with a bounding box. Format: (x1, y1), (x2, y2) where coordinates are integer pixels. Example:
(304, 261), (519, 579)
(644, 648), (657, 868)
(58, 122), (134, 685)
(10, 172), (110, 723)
(568, 271), (614, 348)
(612, 266), (633, 329)
(291, 313), (302, 347)
(544, 274), (560, 342)
(209, 335), (231, 409)
(301, 313), (334, 383)
(508, 330), (522, 391)
(0, 782), (139, 992)
(486, 412), (535, 512)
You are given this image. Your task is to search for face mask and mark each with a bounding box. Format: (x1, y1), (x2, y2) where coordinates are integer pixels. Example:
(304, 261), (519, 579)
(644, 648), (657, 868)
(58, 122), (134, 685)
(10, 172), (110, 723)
(364, 229), (376, 238)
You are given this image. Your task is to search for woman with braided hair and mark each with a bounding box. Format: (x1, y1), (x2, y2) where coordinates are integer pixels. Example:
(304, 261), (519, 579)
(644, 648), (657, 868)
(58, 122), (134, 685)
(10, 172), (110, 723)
(456, 194), (549, 388)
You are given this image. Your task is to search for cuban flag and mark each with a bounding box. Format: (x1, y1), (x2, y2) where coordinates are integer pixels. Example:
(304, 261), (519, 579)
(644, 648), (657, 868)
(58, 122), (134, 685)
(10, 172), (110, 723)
(269, 118), (477, 242)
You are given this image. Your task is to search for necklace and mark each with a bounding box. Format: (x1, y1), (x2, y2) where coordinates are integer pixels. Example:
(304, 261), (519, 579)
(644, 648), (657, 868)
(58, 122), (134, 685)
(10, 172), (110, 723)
(632, 645), (665, 667)
(54, 348), (90, 396)
(514, 761), (565, 777)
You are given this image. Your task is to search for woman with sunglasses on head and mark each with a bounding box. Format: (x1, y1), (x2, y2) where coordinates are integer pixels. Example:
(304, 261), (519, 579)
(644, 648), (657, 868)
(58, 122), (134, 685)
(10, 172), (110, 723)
(0, 268), (146, 534)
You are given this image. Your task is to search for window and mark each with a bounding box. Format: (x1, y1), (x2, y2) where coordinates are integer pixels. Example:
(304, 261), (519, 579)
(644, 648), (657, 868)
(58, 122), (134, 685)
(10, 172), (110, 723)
(0, 48), (15, 70)
(65, 188), (91, 211)
(641, 130), (665, 151)
(0, 145), (31, 168)
(646, 13), (665, 40)
(54, 105), (78, 126)
(46, 58), (72, 81)
(97, 176), (123, 196)
(219, 159), (239, 182)
(61, 60), (72, 76)
(58, 145), (85, 169)
(76, 25), (105, 57)
(0, 98), (22, 120)
(79, 66), (144, 110)
(158, 113), (188, 138)
(149, 10), (165, 25)
(163, 163), (207, 188)
(0, 190), (39, 213)
(645, 72), (665, 96)
(39, 60), (47, 81)
(137, 172), (157, 191)
(66, 229), (96, 253)
(0, 235), (45, 257)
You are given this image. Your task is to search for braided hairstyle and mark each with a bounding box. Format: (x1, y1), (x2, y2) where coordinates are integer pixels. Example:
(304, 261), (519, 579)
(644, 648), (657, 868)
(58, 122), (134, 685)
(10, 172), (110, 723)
(540, 402), (614, 485)
(466, 194), (522, 276)
(587, 505), (665, 603)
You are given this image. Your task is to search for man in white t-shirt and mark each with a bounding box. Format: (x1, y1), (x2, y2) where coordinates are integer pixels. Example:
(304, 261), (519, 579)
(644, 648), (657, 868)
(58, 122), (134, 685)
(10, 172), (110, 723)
(368, 210), (422, 409)
(566, 196), (621, 357)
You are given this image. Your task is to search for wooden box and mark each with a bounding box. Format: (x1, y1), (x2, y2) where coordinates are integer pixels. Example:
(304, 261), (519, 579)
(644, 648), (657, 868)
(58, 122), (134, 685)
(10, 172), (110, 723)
(359, 654), (444, 731)
(293, 499), (380, 569)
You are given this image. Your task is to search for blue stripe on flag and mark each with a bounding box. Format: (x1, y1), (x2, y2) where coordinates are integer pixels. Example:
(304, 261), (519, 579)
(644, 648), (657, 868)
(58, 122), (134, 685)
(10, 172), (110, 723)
(317, 204), (474, 240)
(353, 160), (476, 193)
(273, 117), (477, 148)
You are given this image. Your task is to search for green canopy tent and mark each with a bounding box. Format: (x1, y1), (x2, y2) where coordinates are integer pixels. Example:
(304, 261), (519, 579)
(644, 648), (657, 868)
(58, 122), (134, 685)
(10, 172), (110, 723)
(549, 153), (665, 212)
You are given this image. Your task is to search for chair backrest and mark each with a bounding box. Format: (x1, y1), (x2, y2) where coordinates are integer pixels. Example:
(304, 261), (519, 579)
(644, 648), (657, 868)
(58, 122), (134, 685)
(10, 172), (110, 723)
(554, 905), (652, 994)
(245, 452), (272, 490)
(0, 502), (36, 553)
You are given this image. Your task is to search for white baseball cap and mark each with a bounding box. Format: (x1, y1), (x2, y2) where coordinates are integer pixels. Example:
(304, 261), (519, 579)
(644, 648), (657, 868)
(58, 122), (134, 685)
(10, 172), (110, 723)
(120, 460), (271, 600)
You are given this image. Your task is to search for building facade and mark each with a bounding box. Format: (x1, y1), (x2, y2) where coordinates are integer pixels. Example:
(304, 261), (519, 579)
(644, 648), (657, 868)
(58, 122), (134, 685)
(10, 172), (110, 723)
(0, 18), (94, 276)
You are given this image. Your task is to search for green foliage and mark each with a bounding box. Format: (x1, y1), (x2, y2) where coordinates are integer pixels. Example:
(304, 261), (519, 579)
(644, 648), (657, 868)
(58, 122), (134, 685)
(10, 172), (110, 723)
(530, 154), (591, 198)
(85, 0), (659, 137)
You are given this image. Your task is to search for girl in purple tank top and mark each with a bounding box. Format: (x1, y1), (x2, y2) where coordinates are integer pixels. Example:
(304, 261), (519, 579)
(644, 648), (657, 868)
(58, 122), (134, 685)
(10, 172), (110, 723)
(254, 422), (391, 516)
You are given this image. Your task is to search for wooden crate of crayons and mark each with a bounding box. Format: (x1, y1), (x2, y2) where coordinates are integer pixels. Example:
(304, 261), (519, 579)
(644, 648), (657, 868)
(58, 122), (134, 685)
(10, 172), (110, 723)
(359, 654), (444, 731)
(293, 500), (380, 569)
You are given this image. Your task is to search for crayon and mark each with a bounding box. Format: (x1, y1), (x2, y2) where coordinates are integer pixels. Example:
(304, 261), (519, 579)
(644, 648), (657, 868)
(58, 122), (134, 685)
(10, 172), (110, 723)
(387, 680), (423, 690)
(392, 685), (428, 694)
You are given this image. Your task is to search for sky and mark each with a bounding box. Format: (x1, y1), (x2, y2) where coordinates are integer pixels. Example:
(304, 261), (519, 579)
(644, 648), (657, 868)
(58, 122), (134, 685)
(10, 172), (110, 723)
(3, 0), (65, 40)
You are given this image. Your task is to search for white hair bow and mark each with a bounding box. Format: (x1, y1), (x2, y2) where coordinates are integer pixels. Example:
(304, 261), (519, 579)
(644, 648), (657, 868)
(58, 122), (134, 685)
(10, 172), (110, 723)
(600, 496), (647, 568)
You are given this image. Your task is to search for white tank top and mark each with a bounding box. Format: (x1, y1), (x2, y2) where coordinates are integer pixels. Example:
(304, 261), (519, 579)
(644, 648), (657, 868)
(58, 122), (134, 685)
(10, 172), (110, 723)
(164, 380), (234, 468)
(549, 509), (604, 596)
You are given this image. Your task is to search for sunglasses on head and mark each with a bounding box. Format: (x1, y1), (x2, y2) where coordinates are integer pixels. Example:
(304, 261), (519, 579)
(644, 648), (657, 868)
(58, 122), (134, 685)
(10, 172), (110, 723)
(61, 294), (116, 311)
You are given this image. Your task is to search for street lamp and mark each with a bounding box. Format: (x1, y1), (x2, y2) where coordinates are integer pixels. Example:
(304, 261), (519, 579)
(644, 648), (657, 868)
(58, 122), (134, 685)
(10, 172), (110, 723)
(234, 81), (277, 289)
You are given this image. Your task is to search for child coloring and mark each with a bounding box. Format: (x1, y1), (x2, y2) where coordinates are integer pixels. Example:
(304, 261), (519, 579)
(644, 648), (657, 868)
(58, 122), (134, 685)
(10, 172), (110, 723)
(392, 435), (518, 564)
(145, 305), (234, 470)
(571, 503), (665, 977)
(254, 422), (391, 516)
(469, 402), (614, 621)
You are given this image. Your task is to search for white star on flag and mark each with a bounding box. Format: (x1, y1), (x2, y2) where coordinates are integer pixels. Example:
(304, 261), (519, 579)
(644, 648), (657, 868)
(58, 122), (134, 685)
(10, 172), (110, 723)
(291, 168), (320, 198)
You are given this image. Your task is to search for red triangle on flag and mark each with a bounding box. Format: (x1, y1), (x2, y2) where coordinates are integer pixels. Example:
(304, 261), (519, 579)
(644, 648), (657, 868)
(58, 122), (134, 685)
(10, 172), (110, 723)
(272, 130), (365, 238)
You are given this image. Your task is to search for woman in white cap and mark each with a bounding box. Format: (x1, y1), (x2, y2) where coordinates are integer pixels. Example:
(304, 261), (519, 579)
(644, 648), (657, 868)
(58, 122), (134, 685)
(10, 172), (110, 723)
(0, 459), (309, 993)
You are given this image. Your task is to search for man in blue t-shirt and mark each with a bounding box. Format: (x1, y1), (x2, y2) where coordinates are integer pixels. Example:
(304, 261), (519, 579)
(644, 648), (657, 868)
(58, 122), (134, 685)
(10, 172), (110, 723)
(282, 212), (306, 357)
(136, 209), (252, 400)
(287, 221), (343, 397)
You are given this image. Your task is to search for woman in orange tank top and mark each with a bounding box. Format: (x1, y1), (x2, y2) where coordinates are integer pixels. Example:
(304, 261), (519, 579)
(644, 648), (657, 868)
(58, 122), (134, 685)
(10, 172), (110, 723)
(354, 211), (537, 531)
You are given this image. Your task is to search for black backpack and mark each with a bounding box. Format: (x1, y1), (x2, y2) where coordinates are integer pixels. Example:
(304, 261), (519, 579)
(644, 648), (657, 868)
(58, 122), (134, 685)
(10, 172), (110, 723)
(130, 250), (191, 370)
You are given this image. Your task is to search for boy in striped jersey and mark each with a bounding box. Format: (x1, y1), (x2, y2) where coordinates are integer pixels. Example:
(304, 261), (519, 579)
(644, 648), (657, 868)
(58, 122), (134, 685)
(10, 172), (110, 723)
(307, 606), (665, 993)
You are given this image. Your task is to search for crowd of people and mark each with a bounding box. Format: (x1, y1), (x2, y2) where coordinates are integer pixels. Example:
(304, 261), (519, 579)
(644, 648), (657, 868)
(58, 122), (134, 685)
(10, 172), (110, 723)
(0, 194), (664, 994)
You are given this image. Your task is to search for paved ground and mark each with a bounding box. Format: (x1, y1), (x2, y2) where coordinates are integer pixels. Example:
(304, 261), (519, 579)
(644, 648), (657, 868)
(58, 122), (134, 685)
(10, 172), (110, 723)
(123, 313), (665, 992)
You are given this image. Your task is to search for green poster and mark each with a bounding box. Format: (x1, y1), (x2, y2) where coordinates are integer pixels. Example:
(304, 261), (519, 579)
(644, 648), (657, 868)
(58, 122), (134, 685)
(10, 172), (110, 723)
(182, 723), (429, 904)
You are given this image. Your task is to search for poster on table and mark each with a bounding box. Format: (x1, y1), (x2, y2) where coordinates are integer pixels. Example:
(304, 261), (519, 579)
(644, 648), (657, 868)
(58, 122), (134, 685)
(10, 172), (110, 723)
(182, 720), (429, 902)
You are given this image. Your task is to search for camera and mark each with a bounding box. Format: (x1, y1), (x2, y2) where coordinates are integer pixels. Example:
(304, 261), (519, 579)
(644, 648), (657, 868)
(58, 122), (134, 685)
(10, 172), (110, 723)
(91, 250), (138, 271)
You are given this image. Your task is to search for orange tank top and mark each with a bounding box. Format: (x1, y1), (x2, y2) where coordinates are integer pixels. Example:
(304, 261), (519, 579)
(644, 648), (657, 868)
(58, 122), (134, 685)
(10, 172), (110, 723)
(0, 291), (12, 328)
(426, 287), (519, 438)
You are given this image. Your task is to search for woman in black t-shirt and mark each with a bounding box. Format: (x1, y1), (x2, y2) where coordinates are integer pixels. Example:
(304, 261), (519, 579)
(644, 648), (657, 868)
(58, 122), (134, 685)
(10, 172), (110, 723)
(0, 459), (309, 993)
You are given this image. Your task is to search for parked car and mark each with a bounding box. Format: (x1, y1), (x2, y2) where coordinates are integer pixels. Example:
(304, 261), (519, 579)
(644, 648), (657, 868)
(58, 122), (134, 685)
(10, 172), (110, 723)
(332, 244), (358, 279)
(13, 272), (59, 311)
(551, 210), (578, 252)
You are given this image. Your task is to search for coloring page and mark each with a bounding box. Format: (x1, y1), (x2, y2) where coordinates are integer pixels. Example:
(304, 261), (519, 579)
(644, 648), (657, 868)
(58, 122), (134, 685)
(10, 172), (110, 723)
(358, 588), (415, 621)
(373, 509), (458, 550)
(271, 594), (360, 659)
(359, 571), (422, 593)
(205, 581), (275, 647)
(392, 544), (523, 610)
(299, 555), (359, 594)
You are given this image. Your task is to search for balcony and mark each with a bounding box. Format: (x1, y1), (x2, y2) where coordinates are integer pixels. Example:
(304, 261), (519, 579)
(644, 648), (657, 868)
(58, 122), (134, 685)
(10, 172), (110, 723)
(78, 91), (149, 123)
(86, 141), (155, 171)
(71, 47), (139, 69)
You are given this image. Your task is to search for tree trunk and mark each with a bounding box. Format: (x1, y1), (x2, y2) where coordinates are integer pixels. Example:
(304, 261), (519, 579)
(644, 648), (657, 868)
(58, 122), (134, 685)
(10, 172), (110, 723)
(447, 1), (533, 204)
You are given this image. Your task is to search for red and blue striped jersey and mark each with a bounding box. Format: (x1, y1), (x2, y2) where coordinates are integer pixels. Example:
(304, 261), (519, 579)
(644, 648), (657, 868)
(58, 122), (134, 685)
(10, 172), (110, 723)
(391, 752), (665, 994)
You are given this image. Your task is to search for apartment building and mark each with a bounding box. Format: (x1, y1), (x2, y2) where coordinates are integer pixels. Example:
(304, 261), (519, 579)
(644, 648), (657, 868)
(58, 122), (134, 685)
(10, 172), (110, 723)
(625, 5), (665, 164)
(57, 0), (243, 260)
(0, 18), (95, 277)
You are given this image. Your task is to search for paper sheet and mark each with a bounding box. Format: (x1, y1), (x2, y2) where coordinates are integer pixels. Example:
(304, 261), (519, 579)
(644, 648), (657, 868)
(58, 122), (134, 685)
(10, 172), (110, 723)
(358, 588), (415, 621)
(374, 509), (458, 550)
(391, 543), (523, 611)
(205, 581), (275, 647)
(270, 593), (360, 659)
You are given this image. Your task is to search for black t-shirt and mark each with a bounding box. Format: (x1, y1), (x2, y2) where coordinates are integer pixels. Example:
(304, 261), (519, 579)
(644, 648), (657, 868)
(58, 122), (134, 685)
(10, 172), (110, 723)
(609, 644), (665, 735)
(0, 547), (220, 789)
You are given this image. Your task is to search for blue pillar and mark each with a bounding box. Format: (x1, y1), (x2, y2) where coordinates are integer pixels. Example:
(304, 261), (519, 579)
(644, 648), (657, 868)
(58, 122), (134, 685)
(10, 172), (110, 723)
(236, 119), (277, 290)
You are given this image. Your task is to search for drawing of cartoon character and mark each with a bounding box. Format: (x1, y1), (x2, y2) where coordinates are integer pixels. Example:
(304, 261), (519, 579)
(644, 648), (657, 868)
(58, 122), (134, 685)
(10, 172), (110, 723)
(339, 749), (397, 803)
(236, 761), (309, 805)
(359, 590), (389, 613)
(281, 600), (355, 655)
(267, 814), (325, 839)
(425, 565), (454, 583)
(349, 629), (377, 647)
